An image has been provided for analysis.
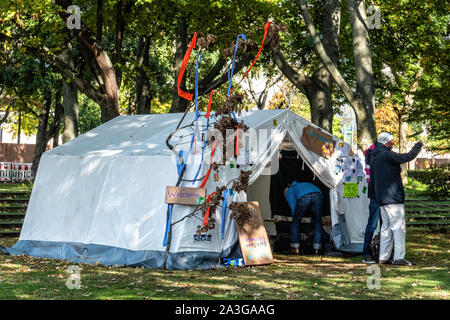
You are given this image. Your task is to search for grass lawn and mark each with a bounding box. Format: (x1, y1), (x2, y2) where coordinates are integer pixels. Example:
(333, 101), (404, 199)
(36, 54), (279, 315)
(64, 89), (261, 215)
(0, 182), (33, 193)
(0, 227), (448, 300)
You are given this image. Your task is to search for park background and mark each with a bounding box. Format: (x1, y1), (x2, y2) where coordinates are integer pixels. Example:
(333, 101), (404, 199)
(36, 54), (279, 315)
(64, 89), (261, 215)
(0, 0), (448, 300)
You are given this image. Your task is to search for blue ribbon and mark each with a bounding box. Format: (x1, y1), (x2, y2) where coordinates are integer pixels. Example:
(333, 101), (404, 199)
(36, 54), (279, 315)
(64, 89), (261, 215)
(195, 53), (202, 118)
(191, 52), (208, 184)
(228, 34), (245, 122)
(176, 150), (184, 176)
(228, 34), (246, 96)
(192, 116), (210, 184)
(221, 189), (229, 240)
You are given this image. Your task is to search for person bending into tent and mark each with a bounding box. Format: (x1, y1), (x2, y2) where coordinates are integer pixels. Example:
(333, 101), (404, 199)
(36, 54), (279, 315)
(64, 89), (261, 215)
(284, 181), (323, 255)
(371, 132), (423, 266)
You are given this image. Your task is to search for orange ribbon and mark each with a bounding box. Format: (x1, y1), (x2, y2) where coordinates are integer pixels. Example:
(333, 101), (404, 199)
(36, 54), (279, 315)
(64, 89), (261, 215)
(205, 89), (215, 118)
(199, 141), (217, 188)
(177, 32), (197, 101)
(235, 125), (239, 156)
(230, 21), (271, 93)
(203, 191), (217, 227)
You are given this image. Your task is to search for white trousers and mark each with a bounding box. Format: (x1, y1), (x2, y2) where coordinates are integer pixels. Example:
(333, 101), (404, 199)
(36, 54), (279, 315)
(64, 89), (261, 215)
(379, 204), (406, 261)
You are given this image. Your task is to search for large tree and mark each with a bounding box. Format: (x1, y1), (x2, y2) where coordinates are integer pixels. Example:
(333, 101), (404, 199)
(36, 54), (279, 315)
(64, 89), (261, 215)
(298, 0), (377, 149)
(268, 0), (341, 133)
(370, 0), (449, 153)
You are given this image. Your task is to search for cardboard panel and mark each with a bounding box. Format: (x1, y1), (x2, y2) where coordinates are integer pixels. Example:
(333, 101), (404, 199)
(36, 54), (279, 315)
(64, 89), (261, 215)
(301, 125), (335, 158)
(165, 186), (206, 206)
(235, 201), (274, 266)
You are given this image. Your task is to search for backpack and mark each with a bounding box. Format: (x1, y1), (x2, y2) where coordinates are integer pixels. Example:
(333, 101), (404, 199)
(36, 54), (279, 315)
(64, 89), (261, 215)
(370, 233), (380, 262)
(370, 233), (394, 261)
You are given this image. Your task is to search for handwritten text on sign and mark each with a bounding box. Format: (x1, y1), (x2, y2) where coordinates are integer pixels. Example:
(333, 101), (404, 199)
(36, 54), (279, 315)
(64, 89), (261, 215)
(235, 201), (274, 266)
(165, 186), (206, 206)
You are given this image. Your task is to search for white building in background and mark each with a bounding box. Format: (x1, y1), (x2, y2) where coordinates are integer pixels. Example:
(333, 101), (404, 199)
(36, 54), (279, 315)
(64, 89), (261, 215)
(0, 123), (62, 146)
(339, 105), (357, 147)
(0, 125), (36, 144)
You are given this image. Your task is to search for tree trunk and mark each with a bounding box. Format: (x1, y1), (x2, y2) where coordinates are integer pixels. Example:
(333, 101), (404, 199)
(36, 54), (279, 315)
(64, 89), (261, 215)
(257, 90), (269, 110)
(17, 112), (21, 145)
(347, 0), (376, 148)
(136, 36), (152, 114)
(308, 0), (341, 132)
(353, 103), (377, 149)
(32, 83), (64, 180)
(306, 83), (334, 132)
(115, 0), (124, 89)
(54, 0), (120, 123)
(299, 0), (377, 149)
(270, 0), (340, 133)
(170, 16), (189, 113)
(62, 80), (79, 143)
(86, 45), (120, 123)
(96, 0), (103, 42)
(31, 91), (52, 180)
(53, 131), (59, 148)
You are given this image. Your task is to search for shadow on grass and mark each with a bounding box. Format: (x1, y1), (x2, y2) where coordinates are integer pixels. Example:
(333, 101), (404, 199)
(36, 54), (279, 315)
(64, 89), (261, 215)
(0, 227), (448, 300)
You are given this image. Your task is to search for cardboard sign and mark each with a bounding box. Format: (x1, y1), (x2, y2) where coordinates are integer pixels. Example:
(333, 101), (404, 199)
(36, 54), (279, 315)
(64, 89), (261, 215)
(301, 125), (335, 158)
(165, 186), (206, 206)
(235, 201), (274, 266)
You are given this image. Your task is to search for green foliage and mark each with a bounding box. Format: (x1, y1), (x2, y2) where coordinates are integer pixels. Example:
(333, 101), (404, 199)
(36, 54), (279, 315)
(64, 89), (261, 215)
(1, 0), (448, 149)
(150, 98), (171, 114)
(370, 0), (449, 151)
(78, 94), (102, 134)
(5, 111), (38, 139)
(409, 164), (450, 200)
(332, 117), (344, 141)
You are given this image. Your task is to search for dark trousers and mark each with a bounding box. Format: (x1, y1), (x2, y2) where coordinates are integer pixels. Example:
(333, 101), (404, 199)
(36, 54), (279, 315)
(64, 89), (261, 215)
(290, 192), (323, 249)
(363, 198), (381, 256)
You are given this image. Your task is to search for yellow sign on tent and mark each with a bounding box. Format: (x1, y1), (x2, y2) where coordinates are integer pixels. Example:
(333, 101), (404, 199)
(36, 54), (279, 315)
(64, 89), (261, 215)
(344, 183), (359, 198)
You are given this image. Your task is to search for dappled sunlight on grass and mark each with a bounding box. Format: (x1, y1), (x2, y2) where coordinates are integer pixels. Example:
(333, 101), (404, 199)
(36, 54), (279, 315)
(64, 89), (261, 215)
(0, 227), (448, 300)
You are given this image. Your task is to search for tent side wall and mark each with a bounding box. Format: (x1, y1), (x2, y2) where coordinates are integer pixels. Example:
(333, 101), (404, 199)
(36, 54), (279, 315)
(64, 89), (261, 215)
(5, 110), (370, 269)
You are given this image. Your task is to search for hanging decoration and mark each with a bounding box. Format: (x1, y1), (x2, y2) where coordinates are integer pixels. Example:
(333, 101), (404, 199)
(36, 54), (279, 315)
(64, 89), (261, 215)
(164, 22), (272, 252)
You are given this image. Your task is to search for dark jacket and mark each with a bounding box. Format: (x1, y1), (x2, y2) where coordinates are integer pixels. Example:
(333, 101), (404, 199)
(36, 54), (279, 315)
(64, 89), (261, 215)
(370, 142), (422, 206)
(364, 145), (376, 199)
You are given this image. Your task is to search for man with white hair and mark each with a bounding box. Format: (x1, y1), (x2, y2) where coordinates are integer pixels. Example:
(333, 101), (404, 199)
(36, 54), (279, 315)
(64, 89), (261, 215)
(370, 132), (423, 266)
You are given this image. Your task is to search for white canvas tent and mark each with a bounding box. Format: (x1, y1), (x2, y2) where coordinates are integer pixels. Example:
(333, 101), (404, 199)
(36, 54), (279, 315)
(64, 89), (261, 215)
(3, 109), (370, 269)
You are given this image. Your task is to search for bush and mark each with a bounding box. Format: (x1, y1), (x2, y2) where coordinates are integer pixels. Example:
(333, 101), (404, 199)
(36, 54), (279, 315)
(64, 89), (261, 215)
(408, 163), (450, 200)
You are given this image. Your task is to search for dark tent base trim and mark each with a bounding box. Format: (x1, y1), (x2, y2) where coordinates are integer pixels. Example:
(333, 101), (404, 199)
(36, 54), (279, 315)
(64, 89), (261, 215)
(0, 240), (241, 270)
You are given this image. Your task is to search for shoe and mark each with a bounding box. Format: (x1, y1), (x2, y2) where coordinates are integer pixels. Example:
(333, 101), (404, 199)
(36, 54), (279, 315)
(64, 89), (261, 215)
(314, 249), (321, 255)
(393, 259), (416, 266)
(286, 247), (300, 255)
(378, 259), (393, 265)
(362, 255), (376, 264)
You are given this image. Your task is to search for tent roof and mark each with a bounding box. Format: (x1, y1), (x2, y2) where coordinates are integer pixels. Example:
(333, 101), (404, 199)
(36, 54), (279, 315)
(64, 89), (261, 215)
(48, 109), (311, 157)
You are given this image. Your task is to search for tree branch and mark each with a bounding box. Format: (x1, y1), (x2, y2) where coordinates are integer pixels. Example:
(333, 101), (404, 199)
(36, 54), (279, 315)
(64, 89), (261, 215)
(25, 46), (106, 106)
(0, 98), (16, 125)
(298, 0), (359, 110)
